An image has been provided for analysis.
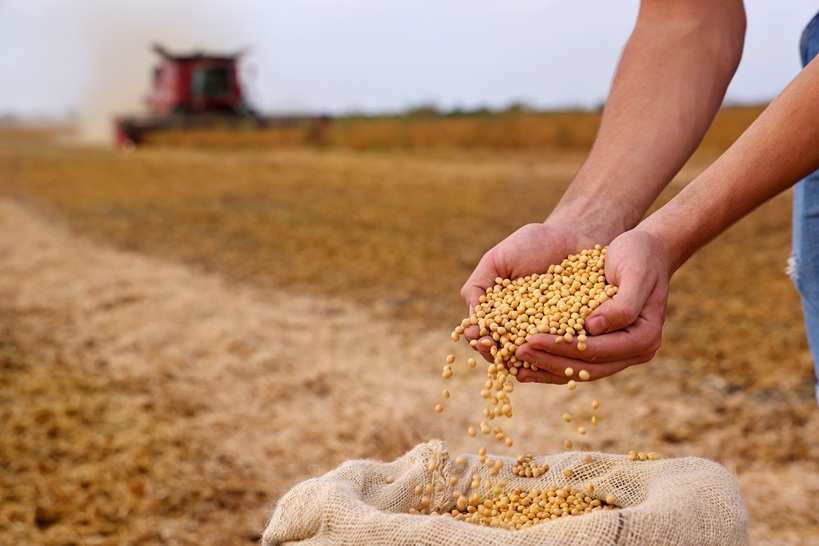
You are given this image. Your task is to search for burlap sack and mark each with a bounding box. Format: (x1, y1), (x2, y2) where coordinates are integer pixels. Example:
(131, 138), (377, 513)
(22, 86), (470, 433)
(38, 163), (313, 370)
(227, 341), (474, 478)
(263, 440), (748, 545)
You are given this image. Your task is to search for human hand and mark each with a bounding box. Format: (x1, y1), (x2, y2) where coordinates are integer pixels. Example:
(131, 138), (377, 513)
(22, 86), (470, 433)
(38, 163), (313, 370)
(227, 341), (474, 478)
(513, 228), (671, 384)
(460, 222), (603, 381)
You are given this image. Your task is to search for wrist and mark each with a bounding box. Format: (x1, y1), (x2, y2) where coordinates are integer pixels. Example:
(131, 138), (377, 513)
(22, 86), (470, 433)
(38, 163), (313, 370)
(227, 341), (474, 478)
(632, 213), (687, 274)
(545, 199), (631, 247)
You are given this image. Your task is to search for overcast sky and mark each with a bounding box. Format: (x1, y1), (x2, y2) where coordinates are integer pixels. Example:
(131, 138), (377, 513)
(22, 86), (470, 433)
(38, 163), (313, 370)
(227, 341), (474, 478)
(1, 0), (817, 123)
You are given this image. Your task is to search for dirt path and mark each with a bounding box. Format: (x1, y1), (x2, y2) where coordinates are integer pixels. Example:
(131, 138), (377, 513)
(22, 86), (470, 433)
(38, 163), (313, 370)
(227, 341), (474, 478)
(1, 197), (474, 544)
(2, 198), (818, 545)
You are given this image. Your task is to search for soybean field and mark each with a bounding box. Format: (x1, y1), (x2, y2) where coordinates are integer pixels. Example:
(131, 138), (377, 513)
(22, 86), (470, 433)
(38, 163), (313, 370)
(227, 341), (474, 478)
(0, 126), (817, 545)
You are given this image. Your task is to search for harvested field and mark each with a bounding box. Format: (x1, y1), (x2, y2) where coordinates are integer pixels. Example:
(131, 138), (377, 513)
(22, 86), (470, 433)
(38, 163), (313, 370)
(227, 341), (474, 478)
(1, 130), (818, 545)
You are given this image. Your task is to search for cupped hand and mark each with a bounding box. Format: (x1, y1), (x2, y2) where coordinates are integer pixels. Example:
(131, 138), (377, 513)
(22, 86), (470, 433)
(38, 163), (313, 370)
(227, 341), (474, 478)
(514, 228), (672, 384)
(460, 222), (600, 377)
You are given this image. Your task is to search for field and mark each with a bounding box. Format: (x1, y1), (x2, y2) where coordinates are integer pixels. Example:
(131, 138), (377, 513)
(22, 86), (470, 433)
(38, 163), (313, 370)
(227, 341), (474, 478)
(1, 112), (818, 545)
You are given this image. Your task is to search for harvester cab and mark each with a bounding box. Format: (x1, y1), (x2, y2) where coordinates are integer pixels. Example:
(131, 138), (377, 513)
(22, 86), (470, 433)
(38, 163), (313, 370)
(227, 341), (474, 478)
(147, 44), (246, 116)
(114, 44), (256, 149)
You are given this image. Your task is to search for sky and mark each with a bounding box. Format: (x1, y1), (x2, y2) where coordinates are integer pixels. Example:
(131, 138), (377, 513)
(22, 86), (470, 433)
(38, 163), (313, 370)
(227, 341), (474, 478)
(0, 0), (817, 130)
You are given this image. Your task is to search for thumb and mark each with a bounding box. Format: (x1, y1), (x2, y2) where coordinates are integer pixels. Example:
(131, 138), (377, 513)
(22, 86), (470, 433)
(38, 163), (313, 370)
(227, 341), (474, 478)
(585, 274), (653, 335)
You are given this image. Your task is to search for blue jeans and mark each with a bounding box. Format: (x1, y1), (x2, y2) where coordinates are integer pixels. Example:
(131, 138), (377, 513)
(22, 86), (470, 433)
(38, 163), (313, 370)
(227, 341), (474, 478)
(793, 11), (819, 402)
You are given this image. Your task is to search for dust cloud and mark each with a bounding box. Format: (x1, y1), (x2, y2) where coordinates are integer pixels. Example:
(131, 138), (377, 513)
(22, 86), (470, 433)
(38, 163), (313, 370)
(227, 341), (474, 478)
(72, 1), (254, 144)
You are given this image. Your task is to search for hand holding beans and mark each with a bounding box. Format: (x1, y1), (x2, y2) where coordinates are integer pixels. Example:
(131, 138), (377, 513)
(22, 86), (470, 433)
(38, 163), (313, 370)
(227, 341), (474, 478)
(515, 230), (669, 383)
(457, 245), (620, 384)
(460, 223), (600, 375)
(460, 230), (669, 384)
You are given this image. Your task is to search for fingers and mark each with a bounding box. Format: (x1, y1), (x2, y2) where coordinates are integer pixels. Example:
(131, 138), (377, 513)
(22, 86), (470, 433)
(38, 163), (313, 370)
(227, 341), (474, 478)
(460, 253), (498, 312)
(462, 324), (498, 363)
(460, 251), (500, 366)
(475, 336), (497, 363)
(461, 301), (662, 383)
(518, 331), (658, 374)
(520, 283), (665, 365)
(463, 324), (481, 341)
(495, 278), (665, 384)
(460, 247), (515, 365)
(586, 232), (670, 336)
(515, 355), (649, 384)
(585, 271), (653, 336)
(463, 280), (663, 379)
(514, 366), (567, 384)
(524, 320), (660, 364)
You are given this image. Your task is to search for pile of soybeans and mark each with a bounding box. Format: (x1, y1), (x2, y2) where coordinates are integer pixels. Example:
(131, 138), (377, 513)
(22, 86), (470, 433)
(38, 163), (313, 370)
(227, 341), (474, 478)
(427, 245), (661, 528)
(447, 484), (619, 529)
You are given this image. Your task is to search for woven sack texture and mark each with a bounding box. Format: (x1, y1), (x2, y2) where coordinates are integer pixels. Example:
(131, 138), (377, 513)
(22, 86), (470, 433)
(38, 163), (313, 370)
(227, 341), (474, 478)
(263, 440), (748, 546)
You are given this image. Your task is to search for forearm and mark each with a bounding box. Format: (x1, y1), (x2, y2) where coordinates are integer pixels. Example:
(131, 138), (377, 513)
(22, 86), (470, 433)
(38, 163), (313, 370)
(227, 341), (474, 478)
(638, 55), (819, 272)
(548, 0), (745, 241)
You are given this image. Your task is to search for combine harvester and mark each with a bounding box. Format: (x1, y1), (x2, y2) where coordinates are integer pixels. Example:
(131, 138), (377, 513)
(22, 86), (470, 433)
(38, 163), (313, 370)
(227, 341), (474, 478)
(114, 44), (330, 149)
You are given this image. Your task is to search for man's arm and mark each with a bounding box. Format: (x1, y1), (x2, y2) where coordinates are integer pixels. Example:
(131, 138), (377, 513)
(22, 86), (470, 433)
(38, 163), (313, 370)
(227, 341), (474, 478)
(463, 0), (746, 381)
(518, 54), (819, 382)
(464, 0), (746, 307)
(636, 55), (819, 273)
(547, 0), (746, 239)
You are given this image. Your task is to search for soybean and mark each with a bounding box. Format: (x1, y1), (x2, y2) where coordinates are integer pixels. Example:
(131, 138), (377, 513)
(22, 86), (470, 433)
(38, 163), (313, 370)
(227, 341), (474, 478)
(444, 485), (619, 529)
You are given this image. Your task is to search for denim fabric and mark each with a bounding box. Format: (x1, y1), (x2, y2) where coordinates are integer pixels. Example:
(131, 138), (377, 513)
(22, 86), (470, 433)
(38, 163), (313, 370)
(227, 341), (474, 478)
(793, 10), (819, 402)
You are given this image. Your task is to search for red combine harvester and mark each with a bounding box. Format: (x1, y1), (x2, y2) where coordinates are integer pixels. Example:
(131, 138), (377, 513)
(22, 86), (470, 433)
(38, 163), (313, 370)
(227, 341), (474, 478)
(114, 44), (329, 148)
